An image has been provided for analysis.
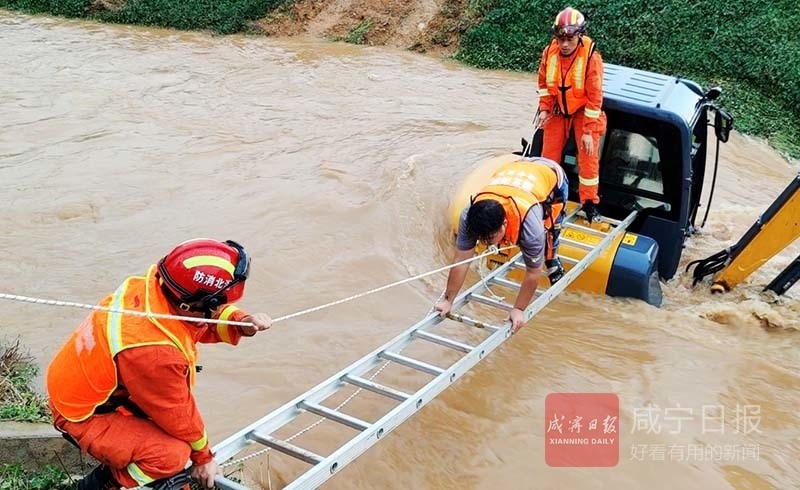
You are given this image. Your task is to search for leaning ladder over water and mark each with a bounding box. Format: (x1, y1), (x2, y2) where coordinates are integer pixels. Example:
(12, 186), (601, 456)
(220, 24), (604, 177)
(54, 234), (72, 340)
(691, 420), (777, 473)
(209, 208), (638, 490)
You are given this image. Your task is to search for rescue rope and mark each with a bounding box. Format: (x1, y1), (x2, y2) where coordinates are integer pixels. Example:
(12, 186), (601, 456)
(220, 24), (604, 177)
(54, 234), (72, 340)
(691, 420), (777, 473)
(0, 245), (513, 326)
(0, 293), (254, 327)
(478, 254), (506, 302)
(269, 245), (513, 323)
(522, 111), (542, 158)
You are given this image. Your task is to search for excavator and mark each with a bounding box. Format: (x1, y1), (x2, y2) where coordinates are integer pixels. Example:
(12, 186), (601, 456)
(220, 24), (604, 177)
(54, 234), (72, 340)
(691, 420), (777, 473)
(450, 62), (743, 306)
(686, 173), (800, 295)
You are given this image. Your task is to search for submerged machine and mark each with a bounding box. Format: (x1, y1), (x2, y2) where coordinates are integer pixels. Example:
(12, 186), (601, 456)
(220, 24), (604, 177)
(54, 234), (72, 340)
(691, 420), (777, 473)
(686, 173), (800, 295)
(450, 63), (735, 306)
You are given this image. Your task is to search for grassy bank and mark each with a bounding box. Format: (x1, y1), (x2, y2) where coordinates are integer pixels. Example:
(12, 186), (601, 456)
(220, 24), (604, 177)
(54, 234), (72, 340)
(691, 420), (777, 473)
(0, 338), (50, 423)
(0, 339), (71, 489)
(0, 0), (287, 34)
(0, 464), (73, 490)
(1, 0), (798, 159)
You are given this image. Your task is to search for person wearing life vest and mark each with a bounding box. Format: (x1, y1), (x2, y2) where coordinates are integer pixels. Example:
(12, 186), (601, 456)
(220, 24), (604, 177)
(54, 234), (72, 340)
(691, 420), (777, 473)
(434, 158), (568, 332)
(535, 6), (607, 223)
(46, 239), (272, 490)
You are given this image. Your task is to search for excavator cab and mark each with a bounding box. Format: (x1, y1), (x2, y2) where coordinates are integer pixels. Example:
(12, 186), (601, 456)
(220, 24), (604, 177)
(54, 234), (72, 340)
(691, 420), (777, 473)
(523, 63), (734, 279)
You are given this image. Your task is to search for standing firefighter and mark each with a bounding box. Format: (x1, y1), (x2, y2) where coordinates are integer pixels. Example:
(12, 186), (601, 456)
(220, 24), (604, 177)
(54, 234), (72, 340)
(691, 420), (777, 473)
(535, 6), (607, 222)
(46, 239), (272, 490)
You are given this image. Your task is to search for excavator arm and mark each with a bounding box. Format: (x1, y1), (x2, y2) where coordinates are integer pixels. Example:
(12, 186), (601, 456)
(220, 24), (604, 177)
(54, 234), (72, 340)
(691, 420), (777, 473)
(686, 173), (800, 294)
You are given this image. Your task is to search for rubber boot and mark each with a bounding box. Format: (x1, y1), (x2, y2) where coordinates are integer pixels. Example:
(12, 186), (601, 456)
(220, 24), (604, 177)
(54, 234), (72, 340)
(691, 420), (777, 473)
(545, 258), (565, 285)
(583, 201), (600, 223)
(78, 465), (120, 490)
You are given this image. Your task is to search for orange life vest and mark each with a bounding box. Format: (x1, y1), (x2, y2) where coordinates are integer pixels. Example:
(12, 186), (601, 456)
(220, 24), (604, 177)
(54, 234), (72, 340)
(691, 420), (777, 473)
(543, 35), (597, 117)
(46, 265), (199, 422)
(472, 159), (564, 244)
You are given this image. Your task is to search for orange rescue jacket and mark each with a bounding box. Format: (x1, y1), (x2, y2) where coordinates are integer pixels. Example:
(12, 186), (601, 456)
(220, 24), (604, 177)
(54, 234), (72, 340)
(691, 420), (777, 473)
(472, 159), (564, 245)
(537, 35), (603, 124)
(47, 265), (204, 423)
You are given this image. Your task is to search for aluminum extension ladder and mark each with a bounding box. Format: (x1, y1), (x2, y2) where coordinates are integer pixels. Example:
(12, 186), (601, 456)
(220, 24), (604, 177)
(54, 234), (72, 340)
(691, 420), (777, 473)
(211, 208), (638, 490)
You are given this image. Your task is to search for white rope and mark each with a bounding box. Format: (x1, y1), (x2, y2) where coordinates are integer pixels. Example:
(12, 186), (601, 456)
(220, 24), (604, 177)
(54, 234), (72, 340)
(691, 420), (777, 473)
(1, 246), (515, 477)
(478, 255), (506, 302)
(269, 244), (513, 323)
(0, 245), (512, 328)
(0, 293), (254, 327)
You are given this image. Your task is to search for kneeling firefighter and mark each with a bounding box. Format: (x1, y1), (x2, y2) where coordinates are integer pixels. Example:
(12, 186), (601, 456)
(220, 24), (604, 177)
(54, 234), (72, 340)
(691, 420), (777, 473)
(46, 239), (272, 490)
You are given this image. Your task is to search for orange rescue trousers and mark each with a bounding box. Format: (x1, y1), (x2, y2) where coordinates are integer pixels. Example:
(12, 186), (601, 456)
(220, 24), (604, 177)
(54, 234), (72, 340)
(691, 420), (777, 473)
(55, 409), (190, 488)
(541, 110), (607, 204)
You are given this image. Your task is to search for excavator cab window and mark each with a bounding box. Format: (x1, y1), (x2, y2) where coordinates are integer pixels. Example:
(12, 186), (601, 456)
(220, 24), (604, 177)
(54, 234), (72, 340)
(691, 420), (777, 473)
(571, 110), (683, 222)
(599, 129), (669, 213)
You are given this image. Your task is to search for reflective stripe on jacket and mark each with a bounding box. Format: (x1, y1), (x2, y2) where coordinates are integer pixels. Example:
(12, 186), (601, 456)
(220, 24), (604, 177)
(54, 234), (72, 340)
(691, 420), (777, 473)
(472, 159), (563, 244)
(538, 35), (602, 119)
(47, 265), (198, 422)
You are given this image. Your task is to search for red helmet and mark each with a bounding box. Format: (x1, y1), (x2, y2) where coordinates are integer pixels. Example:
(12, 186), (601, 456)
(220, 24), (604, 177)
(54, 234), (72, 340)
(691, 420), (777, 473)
(552, 7), (587, 38)
(157, 238), (250, 312)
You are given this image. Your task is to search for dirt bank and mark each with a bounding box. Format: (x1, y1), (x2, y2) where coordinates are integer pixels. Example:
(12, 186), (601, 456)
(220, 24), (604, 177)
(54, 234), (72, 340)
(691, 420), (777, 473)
(90, 0), (476, 54)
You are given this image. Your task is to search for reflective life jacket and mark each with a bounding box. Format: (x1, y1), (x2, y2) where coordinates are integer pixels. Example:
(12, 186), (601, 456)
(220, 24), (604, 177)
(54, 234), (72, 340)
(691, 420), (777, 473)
(46, 265), (199, 422)
(472, 159), (565, 244)
(542, 35), (599, 118)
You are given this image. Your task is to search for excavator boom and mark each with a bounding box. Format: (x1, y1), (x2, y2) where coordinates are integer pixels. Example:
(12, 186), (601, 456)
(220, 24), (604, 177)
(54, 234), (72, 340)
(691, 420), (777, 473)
(687, 173), (800, 293)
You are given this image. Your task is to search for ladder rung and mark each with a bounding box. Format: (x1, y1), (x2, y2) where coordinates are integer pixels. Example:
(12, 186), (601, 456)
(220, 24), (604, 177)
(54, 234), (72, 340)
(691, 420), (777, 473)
(413, 330), (474, 353)
(248, 432), (323, 465)
(600, 215), (621, 225)
(379, 351), (444, 375)
(562, 221), (608, 237)
(512, 255), (578, 267)
(298, 401), (370, 431)
(470, 293), (513, 311)
(560, 237), (594, 251)
(505, 256), (579, 270)
(342, 374), (410, 402)
(446, 312), (500, 331)
(491, 276), (520, 290)
(557, 255), (578, 265)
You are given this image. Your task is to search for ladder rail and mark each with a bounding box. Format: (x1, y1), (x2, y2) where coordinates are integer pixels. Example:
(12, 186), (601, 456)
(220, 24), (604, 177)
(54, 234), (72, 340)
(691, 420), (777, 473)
(520, 210), (638, 323)
(214, 475), (250, 490)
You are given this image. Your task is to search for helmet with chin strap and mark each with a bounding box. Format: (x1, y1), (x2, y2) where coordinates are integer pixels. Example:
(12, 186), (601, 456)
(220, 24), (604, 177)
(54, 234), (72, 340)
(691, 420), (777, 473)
(552, 7), (588, 39)
(156, 238), (250, 315)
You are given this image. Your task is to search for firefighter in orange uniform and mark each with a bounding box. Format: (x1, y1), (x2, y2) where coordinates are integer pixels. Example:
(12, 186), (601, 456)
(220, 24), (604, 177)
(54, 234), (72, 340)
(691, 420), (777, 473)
(536, 6), (607, 222)
(46, 239), (272, 490)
